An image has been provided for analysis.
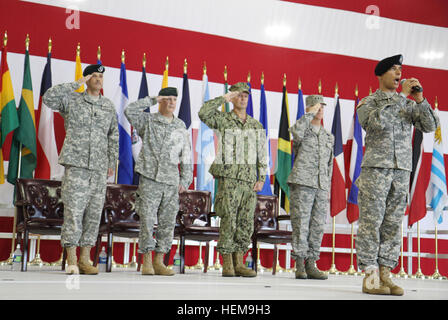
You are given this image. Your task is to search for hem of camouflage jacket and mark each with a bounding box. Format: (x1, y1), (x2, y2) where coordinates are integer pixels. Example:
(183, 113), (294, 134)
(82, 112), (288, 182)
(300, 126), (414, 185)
(216, 247), (251, 255)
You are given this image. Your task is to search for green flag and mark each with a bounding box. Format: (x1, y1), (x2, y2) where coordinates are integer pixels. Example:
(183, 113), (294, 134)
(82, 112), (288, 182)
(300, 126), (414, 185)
(7, 49), (37, 184)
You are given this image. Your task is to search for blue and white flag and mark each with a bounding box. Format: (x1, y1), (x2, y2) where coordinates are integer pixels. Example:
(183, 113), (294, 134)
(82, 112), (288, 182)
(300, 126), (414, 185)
(258, 82), (272, 195)
(196, 73), (215, 198)
(426, 116), (447, 224)
(113, 62), (133, 185)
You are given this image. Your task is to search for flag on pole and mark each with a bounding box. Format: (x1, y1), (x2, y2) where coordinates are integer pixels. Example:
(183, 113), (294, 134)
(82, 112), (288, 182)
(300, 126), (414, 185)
(196, 71), (215, 199)
(35, 48), (63, 180)
(274, 77), (291, 213)
(222, 66), (230, 112)
(0, 34), (19, 184)
(75, 43), (84, 93)
(7, 42), (37, 184)
(426, 113), (447, 224)
(346, 98), (363, 223)
(258, 78), (272, 196)
(330, 93), (346, 217)
(162, 57), (168, 89)
(292, 83), (305, 165)
(246, 76), (253, 117)
(113, 54), (133, 184)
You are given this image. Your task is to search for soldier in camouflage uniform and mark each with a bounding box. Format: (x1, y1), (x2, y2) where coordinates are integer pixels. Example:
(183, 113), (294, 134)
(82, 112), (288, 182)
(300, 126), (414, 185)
(198, 82), (267, 277)
(356, 54), (439, 295)
(288, 95), (334, 280)
(43, 64), (118, 275)
(125, 87), (192, 276)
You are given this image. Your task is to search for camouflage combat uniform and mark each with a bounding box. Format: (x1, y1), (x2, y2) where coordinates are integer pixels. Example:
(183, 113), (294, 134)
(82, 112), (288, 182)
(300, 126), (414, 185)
(288, 112), (334, 261)
(356, 90), (439, 270)
(43, 81), (119, 248)
(198, 95), (267, 254)
(124, 96), (193, 254)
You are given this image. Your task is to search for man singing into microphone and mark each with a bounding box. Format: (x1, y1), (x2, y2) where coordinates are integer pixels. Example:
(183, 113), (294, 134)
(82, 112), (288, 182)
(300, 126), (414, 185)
(356, 54), (439, 295)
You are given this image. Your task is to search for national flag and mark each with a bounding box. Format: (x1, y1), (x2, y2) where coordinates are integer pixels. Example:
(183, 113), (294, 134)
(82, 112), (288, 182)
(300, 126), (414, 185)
(246, 80), (253, 117)
(196, 72), (215, 199)
(35, 51), (64, 180)
(292, 85), (305, 165)
(330, 93), (346, 217)
(75, 44), (84, 93)
(113, 61), (133, 184)
(426, 116), (447, 224)
(0, 40), (19, 184)
(346, 98), (363, 223)
(258, 81), (272, 196)
(7, 46), (37, 185)
(222, 68), (230, 112)
(131, 62), (149, 185)
(274, 83), (291, 213)
(408, 128), (427, 226)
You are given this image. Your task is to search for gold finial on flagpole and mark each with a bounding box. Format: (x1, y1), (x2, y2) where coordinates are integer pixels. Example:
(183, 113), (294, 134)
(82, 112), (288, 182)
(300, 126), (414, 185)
(165, 56), (169, 71)
(335, 82), (338, 95)
(369, 86), (372, 95)
(435, 96), (438, 110)
(97, 46), (101, 62)
(25, 34), (30, 51)
(261, 72), (264, 85)
(355, 84), (358, 97)
(121, 49), (125, 63)
(183, 58), (187, 74)
(48, 38), (52, 54)
(223, 65), (228, 82)
(318, 79), (322, 94)
(76, 42), (80, 57)
(298, 77), (302, 90)
(247, 71), (251, 83)
(3, 31), (7, 47)
(143, 53), (147, 68)
(203, 61), (207, 75)
(283, 73), (287, 87)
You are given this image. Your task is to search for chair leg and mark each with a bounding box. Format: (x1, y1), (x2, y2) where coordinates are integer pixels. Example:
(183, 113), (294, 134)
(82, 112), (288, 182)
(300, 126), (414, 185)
(180, 235), (185, 274)
(93, 234), (102, 267)
(106, 233), (113, 272)
(272, 245), (278, 275)
(204, 242), (210, 273)
(252, 238), (258, 272)
(61, 247), (67, 271)
(137, 253), (141, 272)
(164, 246), (172, 266)
(21, 230), (29, 272)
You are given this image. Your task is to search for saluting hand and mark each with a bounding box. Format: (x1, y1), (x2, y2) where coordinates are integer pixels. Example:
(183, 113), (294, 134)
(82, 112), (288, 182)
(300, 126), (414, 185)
(223, 91), (240, 102)
(77, 74), (92, 86)
(308, 102), (321, 115)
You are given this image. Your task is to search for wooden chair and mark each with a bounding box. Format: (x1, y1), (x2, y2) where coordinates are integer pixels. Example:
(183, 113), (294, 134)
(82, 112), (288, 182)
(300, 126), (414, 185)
(176, 190), (219, 274)
(251, 194), (292, 274)
(15, 178), (65, 271)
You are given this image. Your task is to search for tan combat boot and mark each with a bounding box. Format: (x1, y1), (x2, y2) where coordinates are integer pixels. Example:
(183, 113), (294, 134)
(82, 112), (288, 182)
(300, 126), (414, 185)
(221, 254), (235, 277)
(232, 252), (256, 277)
(305, 259), (328, 280)
(295, 258), (307, 279)
(153, 252), (175, 276)
(65, 246), (79, 275)
(141, 252), (154, 275)
(362, 266), (390, 295)
(78, 246), (98, 275)
(380, 265), (404, 296)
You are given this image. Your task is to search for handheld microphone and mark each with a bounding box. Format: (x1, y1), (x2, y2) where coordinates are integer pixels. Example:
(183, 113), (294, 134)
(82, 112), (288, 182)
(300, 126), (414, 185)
(400, 79), (423, 93)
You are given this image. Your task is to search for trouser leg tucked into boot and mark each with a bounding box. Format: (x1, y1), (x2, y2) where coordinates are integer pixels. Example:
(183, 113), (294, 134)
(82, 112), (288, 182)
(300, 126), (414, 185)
(78, 246), (98, 275)
(305, 259), (327, 279)
(65, 246), (79, 274)
(380, 266), (404, 296)
(233, 252), (256, 277)
(221, 253), (235, 277)
(153, 252), (175, 276)
(295, 258), (307, 279)
(141, 252), (154, 275)
(362, 266), (390, 295)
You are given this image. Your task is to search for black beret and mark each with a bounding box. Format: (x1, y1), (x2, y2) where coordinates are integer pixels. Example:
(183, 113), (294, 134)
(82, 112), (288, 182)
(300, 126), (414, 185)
(83, 64), (105, 76)
(158, 87), (178, 97)
(374, 54), (403, 76)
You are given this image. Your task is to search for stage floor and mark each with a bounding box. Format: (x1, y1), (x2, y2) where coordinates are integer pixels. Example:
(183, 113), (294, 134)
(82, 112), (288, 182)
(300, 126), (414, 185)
(1, 265), (447, 301)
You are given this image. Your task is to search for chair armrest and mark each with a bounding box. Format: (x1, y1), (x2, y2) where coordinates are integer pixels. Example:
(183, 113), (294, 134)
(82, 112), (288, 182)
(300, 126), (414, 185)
(277, 215), (291, 221)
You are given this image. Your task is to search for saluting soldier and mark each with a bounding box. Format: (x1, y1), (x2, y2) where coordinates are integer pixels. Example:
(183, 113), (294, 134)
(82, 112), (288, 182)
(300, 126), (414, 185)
(43, 64), (119, 275)
(198, 82), (267, 277)
(125, 87), (192, 276)
(288, 95), (334, 280)
(356, 54), (439, 295)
